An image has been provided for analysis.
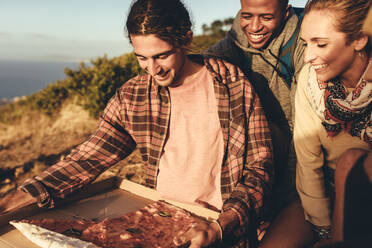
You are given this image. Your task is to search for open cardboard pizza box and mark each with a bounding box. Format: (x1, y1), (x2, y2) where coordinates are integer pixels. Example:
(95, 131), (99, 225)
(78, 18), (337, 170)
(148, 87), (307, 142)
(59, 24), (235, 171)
(0, 176), (219, 248)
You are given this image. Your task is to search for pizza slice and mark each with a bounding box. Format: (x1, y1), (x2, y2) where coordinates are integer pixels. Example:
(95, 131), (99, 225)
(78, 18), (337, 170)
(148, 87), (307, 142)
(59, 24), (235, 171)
(10, 200), (201, 248)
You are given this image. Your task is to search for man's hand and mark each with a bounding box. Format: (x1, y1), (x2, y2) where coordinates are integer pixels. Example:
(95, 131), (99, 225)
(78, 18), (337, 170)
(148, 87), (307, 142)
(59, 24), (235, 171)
(205, 58), (244, 83)
(0, 190), (36, 214)
(175, 220), (222, 248)
(175, 209), (239, 248)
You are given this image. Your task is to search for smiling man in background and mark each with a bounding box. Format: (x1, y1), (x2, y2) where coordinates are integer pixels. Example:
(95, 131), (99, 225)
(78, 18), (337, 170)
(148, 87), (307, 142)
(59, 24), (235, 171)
(204, 0), (316, 247)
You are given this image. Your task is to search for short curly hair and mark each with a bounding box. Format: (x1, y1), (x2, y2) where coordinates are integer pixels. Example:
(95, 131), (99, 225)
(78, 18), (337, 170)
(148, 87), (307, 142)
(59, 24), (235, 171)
(126, 0), (192, 48)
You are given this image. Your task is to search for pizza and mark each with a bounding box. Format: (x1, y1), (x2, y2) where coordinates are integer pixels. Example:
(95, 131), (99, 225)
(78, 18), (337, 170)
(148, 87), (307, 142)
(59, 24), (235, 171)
(10, 200), (200, 248)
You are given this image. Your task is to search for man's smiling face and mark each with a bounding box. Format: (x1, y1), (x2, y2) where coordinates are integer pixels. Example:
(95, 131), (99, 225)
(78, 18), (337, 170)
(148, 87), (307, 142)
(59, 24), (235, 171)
(240, 0), (288, 49)
(131, 34), (187, 87)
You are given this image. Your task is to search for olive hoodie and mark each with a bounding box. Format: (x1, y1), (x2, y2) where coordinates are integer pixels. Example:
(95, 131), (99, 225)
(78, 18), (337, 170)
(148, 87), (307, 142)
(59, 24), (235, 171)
(204, 6), (305, 211)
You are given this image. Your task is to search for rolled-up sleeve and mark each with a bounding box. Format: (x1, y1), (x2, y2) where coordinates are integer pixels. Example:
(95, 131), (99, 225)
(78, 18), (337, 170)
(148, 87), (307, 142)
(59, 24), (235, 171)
(20, 91), (137, 208)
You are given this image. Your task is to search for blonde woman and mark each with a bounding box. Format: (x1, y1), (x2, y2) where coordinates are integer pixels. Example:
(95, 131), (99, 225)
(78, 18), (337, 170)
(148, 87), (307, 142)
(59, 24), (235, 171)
(294, 0), (372, 245)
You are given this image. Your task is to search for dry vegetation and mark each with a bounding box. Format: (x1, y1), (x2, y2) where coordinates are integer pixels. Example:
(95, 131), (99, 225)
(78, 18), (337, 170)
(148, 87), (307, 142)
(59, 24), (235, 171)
(0, 101), (144, 197)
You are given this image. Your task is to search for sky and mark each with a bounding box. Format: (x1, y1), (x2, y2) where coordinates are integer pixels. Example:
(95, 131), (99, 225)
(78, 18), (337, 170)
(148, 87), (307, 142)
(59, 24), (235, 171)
(0, 0), (308, 63)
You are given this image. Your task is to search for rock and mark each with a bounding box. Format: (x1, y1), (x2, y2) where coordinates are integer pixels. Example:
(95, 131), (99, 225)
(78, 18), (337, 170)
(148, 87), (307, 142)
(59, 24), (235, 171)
(14, 167), (25, 178)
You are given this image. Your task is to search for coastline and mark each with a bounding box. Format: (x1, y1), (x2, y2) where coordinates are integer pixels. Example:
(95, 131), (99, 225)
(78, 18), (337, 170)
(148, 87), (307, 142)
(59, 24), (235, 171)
(0, 60), (80, 100)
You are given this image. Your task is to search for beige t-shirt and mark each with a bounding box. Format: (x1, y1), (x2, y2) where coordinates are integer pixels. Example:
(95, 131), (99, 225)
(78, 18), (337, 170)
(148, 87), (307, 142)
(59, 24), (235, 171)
(294, 64), (371, 226)
(156, 66), (224, 211)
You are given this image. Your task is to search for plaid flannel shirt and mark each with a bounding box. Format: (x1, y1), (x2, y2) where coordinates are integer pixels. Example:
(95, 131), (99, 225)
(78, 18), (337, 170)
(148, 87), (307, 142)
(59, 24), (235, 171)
(21, 58), (273, 245)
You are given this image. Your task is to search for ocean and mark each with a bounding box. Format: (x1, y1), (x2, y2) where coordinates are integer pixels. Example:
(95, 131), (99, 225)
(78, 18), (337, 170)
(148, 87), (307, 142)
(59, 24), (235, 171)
(0, 60), (80, 100)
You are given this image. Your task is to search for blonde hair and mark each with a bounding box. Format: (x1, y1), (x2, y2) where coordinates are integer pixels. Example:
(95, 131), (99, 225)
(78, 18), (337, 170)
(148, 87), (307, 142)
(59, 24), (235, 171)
(305, 0), (371, 44)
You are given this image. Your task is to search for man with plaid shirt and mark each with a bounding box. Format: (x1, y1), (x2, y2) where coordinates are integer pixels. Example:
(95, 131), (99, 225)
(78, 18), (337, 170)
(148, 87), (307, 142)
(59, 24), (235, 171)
(0, 0), (273, 247)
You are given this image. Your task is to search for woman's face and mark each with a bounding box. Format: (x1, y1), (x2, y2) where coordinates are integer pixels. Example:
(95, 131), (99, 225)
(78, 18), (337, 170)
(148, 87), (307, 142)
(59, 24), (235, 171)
(300, 9), (361, 83)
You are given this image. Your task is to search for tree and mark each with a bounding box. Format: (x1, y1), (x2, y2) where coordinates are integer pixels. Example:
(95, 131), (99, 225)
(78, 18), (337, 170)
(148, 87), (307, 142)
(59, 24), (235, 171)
(191, 17), (234, 53)
(201, 17), (234, 37)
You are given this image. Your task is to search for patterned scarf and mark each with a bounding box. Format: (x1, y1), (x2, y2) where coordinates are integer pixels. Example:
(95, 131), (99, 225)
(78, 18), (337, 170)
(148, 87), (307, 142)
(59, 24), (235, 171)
(306, 62), (372, 147)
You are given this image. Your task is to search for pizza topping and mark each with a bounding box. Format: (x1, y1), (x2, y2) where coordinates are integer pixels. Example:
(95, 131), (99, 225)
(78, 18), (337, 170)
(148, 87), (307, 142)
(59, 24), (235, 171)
(62, 228), (83, 237)
(119, 233), (132, 240)
(176, 240), (191, 248)
(126, 227), (143, 234)
(158, 211), (172, 217)
(145, 206), (157, 213)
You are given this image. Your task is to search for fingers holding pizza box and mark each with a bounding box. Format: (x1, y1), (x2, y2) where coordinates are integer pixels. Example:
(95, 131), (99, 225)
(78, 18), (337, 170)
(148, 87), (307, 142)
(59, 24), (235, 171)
(177, 221), (221, 248)
(176, 209), (239, 248)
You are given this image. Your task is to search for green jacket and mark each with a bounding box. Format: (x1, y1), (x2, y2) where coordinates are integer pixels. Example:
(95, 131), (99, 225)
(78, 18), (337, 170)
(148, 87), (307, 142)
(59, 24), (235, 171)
(205, 7), (305, 212)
